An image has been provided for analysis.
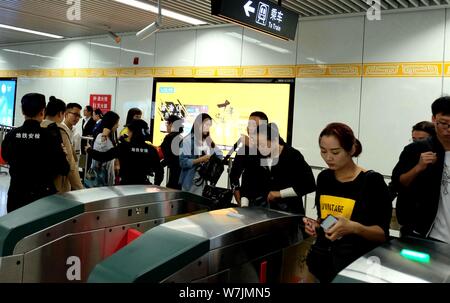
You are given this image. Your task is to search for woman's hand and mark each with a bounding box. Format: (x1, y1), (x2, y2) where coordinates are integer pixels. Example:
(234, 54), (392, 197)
(84, 142), (91, 153)
(200, 154), (211, 163)
(325, 216), (358, 241)
(101, 128), (111, 142)
(303, 217), (319, 237)
(267, 191), (281, 203)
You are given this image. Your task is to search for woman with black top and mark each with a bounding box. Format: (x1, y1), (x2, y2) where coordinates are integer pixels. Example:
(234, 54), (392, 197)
(251, 122), (316, 214)
(160, 115), (183, 189)
(304, 122), (392, 282)
(86, 119), (163, 185)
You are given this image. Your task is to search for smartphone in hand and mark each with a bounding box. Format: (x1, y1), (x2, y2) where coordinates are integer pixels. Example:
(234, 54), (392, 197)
(320, 214), (338, 231)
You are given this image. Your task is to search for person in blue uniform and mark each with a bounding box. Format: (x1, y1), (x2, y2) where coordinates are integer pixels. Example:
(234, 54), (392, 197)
(1, 93), (70, 212)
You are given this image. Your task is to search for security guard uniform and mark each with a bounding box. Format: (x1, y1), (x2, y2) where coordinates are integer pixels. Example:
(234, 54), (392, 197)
(1, 119), (70, 212)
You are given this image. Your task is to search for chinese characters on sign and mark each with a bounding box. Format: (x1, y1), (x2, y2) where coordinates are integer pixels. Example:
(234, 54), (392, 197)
(252, 1), (284, 32)
(90, 94), (112, 113)
(211, 0), (298, 41)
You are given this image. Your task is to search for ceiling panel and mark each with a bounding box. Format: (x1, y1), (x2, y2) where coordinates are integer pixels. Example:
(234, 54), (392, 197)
(0, 0), (449, 44)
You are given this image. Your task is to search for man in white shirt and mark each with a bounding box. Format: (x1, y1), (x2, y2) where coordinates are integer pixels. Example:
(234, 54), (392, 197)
(63, 103), (82, 160)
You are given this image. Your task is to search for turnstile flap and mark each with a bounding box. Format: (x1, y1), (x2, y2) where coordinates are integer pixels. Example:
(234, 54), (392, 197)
(88, 225), (209, 283)
(0, 195), (83, 256)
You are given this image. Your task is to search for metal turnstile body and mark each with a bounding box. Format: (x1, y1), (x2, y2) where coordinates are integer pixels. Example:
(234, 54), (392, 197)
(334, 237), (450, 283)
(88, 207), (303, 283)
(0, 186), (210, 282)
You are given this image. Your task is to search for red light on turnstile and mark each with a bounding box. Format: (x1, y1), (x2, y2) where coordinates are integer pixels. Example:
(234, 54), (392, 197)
(259, 261), (267, 283)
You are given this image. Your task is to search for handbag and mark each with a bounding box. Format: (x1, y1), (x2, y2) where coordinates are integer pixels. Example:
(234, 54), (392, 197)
(196, 154), (225, 186)
(84, 164), (108, 188)
(202, 184), (233, 210)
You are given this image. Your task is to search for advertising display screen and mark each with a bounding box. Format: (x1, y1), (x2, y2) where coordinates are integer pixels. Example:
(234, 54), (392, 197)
(151, 79), (294, 153)
(0, 78), (17, 126)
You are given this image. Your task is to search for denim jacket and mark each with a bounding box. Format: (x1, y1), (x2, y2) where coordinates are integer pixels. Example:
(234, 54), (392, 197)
(179, 134), (223, 191)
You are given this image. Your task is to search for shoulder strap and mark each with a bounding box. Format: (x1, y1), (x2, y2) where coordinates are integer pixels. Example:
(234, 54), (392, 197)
(358, 169), (375, 201)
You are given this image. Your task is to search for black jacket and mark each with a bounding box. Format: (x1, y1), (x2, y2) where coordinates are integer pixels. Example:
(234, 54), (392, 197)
(391, 135), (444, 237)
(160, 132), (182, 189)
(1, 119), (70, 212)
(82, 118), (96, 137)
(229, 144), (266, 202)
(246, 145), (316, 214)
(88, 140), (164, 186)
(81, 118), (96, 155)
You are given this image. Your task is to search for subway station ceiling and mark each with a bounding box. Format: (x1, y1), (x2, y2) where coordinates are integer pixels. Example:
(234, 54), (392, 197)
(0, 0), (450, 44)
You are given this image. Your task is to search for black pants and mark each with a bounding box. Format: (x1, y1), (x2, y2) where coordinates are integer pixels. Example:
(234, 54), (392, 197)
(166, 166), (181, 190)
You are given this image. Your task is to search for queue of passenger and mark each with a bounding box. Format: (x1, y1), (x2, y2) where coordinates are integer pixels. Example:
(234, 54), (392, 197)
(2, 92), (450, 283)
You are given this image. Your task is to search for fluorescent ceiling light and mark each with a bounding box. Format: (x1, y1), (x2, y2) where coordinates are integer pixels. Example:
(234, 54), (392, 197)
(0, 24), (63, 39)
(114, 0), (207, 25)
(88, 42), (154, 56)
(225, 32), (291, 54)
(2, 48), (60, 60)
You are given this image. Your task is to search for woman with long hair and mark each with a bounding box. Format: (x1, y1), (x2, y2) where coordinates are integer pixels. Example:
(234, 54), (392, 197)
(179, 113), (223, 195)
(88, 111), (120, 186)
(120, 107), (143, 142)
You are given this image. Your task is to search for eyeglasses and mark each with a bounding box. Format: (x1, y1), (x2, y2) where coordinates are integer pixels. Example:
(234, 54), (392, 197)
(436, 121), (450, 130)
(68, 112), (81, 118)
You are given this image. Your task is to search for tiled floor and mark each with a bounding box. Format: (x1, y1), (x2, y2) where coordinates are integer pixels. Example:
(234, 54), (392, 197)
(0, 167), (9, 217)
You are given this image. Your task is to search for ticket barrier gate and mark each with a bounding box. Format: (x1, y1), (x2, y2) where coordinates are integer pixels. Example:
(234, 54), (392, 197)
(333, 237), (450, 283)
(88, 207), (303, 283)
(0, 186), (210, 282)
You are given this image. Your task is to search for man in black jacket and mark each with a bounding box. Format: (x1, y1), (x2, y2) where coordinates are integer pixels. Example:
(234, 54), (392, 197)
(392, 96), (450, 243)
(252, 122), (316, 214)
(229, 111), (268, 207)
(1, 93), (70, 212)
(160, 115), (183, 189)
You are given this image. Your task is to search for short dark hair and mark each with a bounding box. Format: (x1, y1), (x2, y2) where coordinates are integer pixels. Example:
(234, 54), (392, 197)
(94, 108), (104, 118)
(125, 108), (143, 126)
(412, 121), (435, 136)
(319, 122), (362, 157)
(21, 93), (46, 118)
(256, 122), (285, 145)
(249, 111), (268, 122)
(85, 105), (93, 114)
(166, 114), (183, 133)
(432, 96), (450, 116)
(66, 103), (82, 111)
(46, 96), (66, 117)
